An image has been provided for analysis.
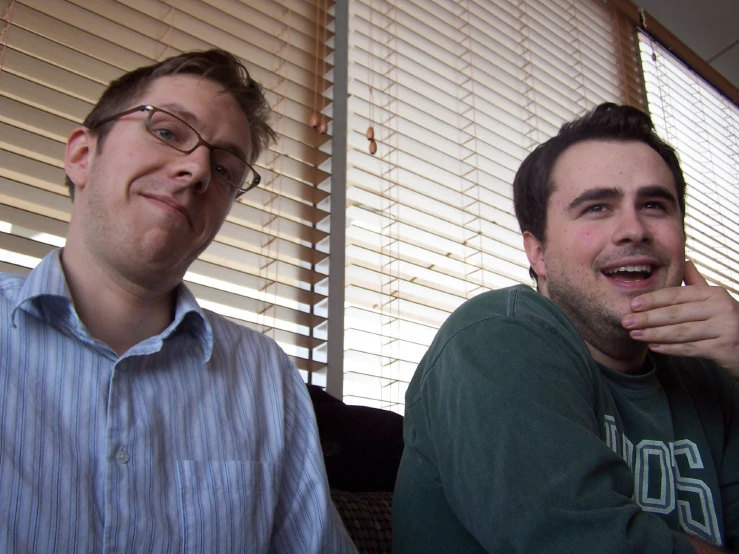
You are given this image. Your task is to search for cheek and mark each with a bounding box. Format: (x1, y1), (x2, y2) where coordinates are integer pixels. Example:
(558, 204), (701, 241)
(201, 198), (233, 236)
(653, 222), (685, 256)
(568, 226), (605, 261)
(116, 140), (171, 178)
(98, 150), (154, 191)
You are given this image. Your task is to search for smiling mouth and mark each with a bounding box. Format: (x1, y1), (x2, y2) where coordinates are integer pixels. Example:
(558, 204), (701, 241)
(602, 264), (654, 281)
(145, 196), (191, 227)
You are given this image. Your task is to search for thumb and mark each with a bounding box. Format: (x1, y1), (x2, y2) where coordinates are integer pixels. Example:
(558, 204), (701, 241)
(684, 260), (709, 286)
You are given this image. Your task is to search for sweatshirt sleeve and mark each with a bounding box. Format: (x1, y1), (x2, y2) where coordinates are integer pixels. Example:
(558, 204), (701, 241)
(397, 315), (695, 554)
(719, 376), (739, 552)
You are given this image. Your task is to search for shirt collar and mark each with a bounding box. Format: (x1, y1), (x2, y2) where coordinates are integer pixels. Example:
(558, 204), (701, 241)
(11, 249), (73, 328)
(12, 248), (213, 363)
(167, 282), (214, 363)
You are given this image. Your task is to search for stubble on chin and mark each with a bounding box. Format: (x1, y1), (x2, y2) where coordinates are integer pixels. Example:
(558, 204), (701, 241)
(547, 280), (646, 363)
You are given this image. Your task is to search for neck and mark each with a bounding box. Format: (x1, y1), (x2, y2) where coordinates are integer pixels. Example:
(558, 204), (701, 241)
(60, 242), (176, 356)
(585, 340), (649, 375)
(537, 279), (650, 375)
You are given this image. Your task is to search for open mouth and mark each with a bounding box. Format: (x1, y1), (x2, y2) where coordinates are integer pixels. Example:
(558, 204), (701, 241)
(602, 264), (654, 282)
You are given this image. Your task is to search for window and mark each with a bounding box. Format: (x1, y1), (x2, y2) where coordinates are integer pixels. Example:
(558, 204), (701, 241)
(0, 0), (331, 379)
(639, 33), (739, 296)
(344, 0), (643, 411)
(2, 1), (737, 411)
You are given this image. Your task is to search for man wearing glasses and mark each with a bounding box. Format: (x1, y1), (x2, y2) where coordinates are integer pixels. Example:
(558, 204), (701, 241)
(0, 50), (356, 553)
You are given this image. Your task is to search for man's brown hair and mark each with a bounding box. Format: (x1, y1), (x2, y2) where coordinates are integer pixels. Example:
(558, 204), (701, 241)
(66, 49), (276, 198)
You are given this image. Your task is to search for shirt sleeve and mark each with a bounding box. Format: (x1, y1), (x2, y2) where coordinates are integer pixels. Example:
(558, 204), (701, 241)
(400, 316), (695, 554)
(269, 353), (357, 554)
(719, 376), (739, 552)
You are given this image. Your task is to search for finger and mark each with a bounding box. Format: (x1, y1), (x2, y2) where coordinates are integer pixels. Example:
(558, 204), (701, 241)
(628, 321), (718, 344)
(684, 260), (709, 287)
(648, 340), (739, 378)
(630, 285), (711, 312)
(647, 340), (707, 358)
(623, 301), (714, 329)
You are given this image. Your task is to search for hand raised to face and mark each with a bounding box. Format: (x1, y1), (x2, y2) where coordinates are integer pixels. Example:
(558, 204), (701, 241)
(622, 260), (739, 379)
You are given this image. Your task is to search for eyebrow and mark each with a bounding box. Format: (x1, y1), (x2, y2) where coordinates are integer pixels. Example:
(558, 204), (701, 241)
(566, 187), (621, 212)
(158, 102), (200, 127)
(638, 185), (678, 207)
(566, 185), (678, 212)
(157, 102), (249, 162)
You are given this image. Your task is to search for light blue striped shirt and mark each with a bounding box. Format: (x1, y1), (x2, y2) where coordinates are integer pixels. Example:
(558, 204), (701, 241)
(0, 250), (356, 554)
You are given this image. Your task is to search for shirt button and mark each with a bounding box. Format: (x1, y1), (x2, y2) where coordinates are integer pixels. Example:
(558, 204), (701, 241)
(116, 450), (130, 464)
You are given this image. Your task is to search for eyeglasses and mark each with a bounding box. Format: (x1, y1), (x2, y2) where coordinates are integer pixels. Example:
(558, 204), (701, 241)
(92, 105), (260, 198)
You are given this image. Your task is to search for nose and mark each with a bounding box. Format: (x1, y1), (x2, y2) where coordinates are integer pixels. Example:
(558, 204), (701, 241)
(612, 207), (652, 244)
(170, 144), (212, 194)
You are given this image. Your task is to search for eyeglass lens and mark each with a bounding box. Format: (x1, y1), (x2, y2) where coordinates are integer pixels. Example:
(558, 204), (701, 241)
(146, 109), (253, 190)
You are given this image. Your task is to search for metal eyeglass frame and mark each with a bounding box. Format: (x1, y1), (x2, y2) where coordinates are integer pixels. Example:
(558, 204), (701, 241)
(91, 104), (260, 197)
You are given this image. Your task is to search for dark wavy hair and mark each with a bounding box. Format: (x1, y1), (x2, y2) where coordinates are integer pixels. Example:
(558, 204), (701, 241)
(66, 49), (276, 198)
(513, 102), (686, 282)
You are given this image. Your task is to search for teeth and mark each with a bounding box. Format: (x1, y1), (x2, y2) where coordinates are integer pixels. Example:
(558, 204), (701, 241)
(604, 265), (652, 275)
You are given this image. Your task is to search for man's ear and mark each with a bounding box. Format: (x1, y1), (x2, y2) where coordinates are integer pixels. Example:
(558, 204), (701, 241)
(65, 127), (95, 194)
(523, 230), (547, 280)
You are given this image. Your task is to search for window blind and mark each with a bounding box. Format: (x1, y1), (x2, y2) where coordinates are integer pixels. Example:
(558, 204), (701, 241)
(0, 0), (333, 380)
(639, 33), (739, 296)
(345, 0), (644, 411)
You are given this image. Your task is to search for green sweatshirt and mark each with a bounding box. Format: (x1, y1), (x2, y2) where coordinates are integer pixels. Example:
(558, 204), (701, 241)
(393, 285), (739, 553)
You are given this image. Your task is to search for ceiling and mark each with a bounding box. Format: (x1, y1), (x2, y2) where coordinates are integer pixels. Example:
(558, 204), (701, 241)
(636, 0), (739, 91)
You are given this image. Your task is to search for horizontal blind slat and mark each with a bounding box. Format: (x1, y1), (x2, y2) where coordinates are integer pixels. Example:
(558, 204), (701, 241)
(0, 0), (333, 376)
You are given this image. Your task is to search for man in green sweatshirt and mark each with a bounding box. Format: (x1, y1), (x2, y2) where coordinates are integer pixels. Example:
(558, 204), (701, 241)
(393, 103), (739, 554)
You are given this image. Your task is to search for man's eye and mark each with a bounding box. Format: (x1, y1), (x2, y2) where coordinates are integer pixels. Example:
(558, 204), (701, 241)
(584, 204), (608, 213)
(155, 128), (176, 141)
(213, 163), (231, 180)
(644, 201), (667, 211)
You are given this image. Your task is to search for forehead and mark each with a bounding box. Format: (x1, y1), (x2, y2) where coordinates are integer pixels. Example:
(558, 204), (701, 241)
(549, 140), (677, 205)
(138, 74), (251, 155)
